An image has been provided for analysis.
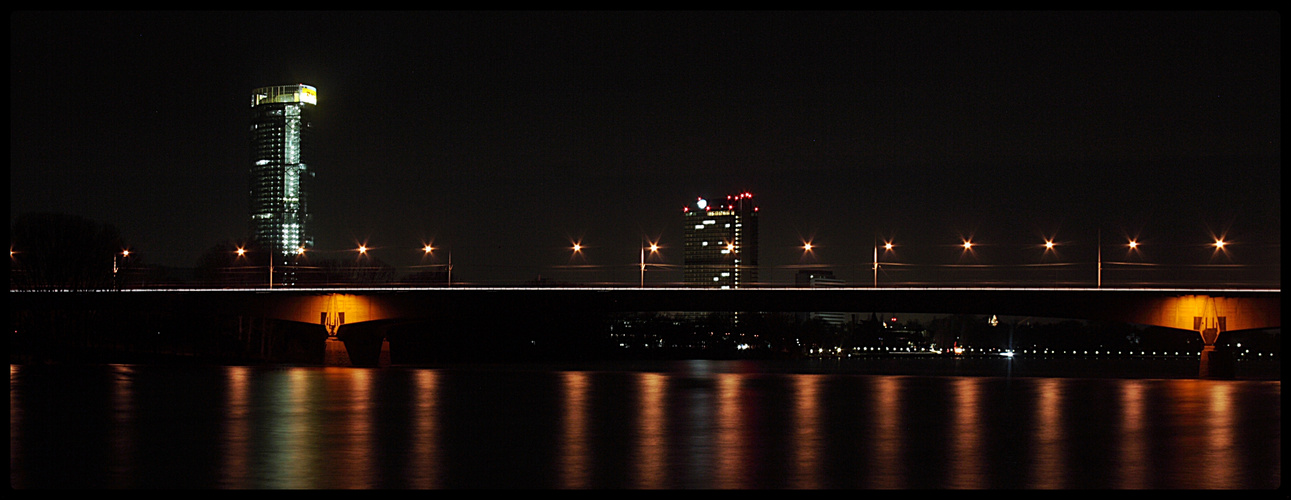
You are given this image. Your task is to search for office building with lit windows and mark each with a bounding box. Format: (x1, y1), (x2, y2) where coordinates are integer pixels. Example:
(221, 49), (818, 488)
(683, 192), (759, 288)
(249, 84), (317, 259)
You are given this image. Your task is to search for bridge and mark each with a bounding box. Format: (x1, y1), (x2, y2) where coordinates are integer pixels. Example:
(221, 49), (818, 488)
(9, 287), (1280, 368)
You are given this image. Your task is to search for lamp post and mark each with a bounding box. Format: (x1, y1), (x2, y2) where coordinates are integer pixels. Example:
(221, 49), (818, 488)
(1042, 237), (1057, 286)
(640, 241), (659, 288)
(874, 240), (893, 288)
(423, 244), (452, 286)
(235, 246), (247, 286)
(1097, 229), (1101, 288)
(114, 249), (128, 290)
(423, 244), (437, 284)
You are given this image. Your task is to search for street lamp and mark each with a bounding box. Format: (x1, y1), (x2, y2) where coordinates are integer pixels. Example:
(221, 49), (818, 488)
(421, 243), (449, 286)
(1040, 237), (1059, 287)
(875, 239), (894, 288)
(114, 249), (129, 290)
(800, 240), (815, 269)
(640, 241), (659, 288)
(421, 243), (452, 285)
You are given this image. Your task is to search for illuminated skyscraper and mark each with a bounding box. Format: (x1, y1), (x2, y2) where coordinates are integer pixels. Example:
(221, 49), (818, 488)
(683, 192), (759, 288)
(249, 84), (317, 258)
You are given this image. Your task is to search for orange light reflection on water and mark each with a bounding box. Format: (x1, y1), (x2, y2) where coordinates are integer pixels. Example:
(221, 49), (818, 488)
(560, 370), (590, 489)
(791, 374), (823, 489)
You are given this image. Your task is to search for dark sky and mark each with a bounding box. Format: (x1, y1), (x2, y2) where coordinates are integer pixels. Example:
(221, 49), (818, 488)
(10, 11), (1281, 286)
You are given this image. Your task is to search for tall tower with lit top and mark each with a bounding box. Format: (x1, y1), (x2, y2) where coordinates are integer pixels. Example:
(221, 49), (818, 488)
(249, 84), (317, 259)
(683, 192), (759, 288)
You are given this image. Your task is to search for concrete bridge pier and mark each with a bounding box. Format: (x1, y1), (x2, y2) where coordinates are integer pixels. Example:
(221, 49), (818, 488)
(1197, 327), (1238, 378)
(323, 336), (390, 367)
(333, 321), (395, 367)
(324, 337), (350, 366)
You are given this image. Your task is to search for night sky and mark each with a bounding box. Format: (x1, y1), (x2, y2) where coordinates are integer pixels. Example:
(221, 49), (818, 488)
(9, 11), (1281, 286)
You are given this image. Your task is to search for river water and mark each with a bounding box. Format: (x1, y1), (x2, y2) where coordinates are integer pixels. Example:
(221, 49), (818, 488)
(9, 359), (1280, 489)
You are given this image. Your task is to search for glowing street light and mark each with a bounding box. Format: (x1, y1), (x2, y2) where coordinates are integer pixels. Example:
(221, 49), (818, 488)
(421, 243), (452, 286)
(640, 240), (660, 288)
(113, 248), (130, 290)
(875, 239), (894, 287)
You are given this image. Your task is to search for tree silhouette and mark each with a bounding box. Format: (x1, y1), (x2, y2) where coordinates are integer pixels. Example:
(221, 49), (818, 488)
(10, 213), (125, 290)
(193, 239), (267, 286)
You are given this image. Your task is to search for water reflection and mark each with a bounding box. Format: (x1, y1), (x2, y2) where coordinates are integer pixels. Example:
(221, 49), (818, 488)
(222, 365), (251, 488)
(410, 369), (441, 489)
(635, 372), (667, 489)
(1117, 380), (1147, 489)
(1205, 382), (1236, 490)
(109, 364), (136, 488)
(872, 375), (902, 488)
(9, 362), (1281, 489)
(791, 374), (822, 489)
(560, 370), (589, 489)
(1032, 377), (1064, 488)
(950, 377), (984, 488)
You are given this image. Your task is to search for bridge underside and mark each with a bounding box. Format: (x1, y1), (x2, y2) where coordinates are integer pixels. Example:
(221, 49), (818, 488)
(10, 288), (1277, 366)
(253, 289), (1279, 335)
(272, 288), (1281, 366)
